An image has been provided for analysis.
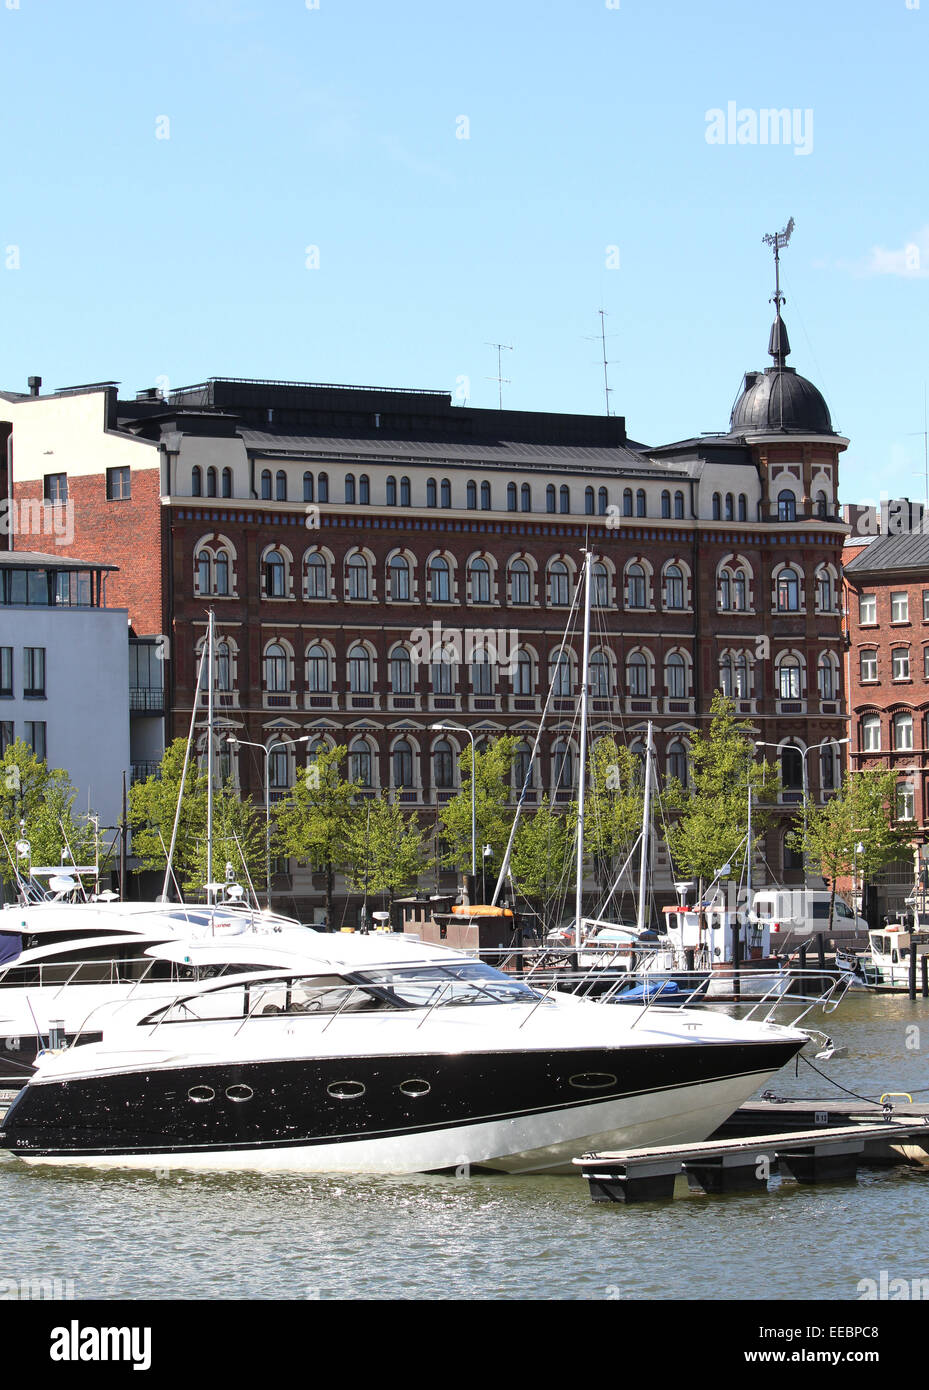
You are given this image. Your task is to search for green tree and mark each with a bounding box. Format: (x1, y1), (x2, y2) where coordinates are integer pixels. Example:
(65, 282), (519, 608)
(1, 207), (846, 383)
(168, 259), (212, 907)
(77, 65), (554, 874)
(664, 694), (779, 896)
(0, 740), (98, 888)
(786, 768), (907, 932)
(343, 797), (433, 906)
(439, 735), (518, 873)
(274, 744), (358, 922)
(510, 795), (572, 909)
(129, 738), (264, 895)
(582, 736), (645, 893)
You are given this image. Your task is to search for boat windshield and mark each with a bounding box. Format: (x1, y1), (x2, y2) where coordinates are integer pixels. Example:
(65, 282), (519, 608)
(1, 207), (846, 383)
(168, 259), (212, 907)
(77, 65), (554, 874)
(351, 962), (538, 1009)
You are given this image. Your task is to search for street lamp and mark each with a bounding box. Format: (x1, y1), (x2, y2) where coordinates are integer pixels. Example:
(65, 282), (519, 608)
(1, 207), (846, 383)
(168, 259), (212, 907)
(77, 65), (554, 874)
(430, 722), (476, 882)
(226, 733), (311, 905)
(755, 736), (850, 880)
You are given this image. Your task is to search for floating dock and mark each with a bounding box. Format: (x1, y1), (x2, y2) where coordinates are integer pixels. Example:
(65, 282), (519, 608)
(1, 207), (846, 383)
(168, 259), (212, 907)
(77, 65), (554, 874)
(575, 1100), (929, 1202)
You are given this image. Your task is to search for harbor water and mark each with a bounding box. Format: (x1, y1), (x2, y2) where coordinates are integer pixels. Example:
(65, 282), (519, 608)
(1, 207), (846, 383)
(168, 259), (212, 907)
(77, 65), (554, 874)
(1, 992), (927, 1302)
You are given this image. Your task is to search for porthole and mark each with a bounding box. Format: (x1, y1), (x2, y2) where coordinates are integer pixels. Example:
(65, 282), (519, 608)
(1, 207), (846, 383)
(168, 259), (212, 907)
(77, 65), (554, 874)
(568, 1073), (617, 1091)
(188, 1085), (215, 1103)
(327, 1080), (365, 1100)
(399, 1078), (431, 1098)
(225, 1084), (254, 1103)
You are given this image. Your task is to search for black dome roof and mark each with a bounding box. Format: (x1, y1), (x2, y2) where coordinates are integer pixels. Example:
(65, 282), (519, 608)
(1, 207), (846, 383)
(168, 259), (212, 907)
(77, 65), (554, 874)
(728, 312), (833, 435)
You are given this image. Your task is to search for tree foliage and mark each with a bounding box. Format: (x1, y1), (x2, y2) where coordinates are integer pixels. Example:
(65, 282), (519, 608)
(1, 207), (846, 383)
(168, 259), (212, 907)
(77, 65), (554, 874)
(343, 798), (433, 902)
(274, 744), (359, 917)
(439, 735), (518, 870)
(509, 794), (572, 906)
(0, 740), (98, 886)
(581, 736), (644, 891)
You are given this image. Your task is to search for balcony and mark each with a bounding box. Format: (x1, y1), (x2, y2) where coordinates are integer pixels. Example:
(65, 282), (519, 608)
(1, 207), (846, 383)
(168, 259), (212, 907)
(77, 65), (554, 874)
(130, 686), (164, 714)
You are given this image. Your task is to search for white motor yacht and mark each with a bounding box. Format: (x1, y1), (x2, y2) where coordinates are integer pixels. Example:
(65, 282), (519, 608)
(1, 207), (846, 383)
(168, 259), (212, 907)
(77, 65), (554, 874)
(0, 930), (810, 1175)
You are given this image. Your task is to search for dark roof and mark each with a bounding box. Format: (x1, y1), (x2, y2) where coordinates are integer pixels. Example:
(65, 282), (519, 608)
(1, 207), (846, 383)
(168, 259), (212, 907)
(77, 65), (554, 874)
(729, 366), (833, 435)
(237, 429), (674, 475)
(0, 551), (117, 572)
(843, 531), (929, 577)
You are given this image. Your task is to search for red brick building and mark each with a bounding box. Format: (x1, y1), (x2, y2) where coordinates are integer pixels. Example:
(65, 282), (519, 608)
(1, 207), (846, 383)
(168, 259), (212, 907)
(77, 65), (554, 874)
(1, 306), (850, 921)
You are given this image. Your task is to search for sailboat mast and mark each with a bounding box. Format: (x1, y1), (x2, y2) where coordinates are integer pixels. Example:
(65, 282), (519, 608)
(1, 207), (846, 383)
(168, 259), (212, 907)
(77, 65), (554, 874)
(636, 721), (654, 932)
(575, 551), (593, 935)
(206, 609), (214, 904)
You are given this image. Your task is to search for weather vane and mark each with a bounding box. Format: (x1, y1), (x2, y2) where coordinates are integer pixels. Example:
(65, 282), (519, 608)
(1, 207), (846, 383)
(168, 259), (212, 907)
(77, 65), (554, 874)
(762, 217), (795, 313)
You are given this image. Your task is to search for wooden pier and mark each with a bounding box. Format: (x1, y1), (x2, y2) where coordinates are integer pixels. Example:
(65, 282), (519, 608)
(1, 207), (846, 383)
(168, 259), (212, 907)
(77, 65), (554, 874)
(575, 1105), (929, 1203)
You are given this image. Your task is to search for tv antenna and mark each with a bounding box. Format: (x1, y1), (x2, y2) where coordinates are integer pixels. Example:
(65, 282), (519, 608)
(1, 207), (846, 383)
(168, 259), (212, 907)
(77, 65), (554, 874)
(584, 309), (619, 415)
(485, 342), (513, 409)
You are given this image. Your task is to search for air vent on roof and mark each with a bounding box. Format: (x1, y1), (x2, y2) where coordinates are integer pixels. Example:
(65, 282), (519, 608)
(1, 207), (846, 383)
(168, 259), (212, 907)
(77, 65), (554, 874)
(27, 375), (42, 396)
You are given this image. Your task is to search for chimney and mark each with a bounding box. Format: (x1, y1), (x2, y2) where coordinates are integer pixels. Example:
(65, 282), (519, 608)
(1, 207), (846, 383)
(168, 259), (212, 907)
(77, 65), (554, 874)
(27, 376), (41, 396)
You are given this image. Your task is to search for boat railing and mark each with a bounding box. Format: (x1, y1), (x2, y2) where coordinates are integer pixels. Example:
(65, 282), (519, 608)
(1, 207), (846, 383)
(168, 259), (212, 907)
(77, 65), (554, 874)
(0, 955), (173, 991)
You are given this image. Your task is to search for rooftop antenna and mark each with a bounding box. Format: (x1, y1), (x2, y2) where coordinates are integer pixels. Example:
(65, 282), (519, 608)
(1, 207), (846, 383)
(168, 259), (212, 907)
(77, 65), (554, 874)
(584, 309), (618, 415)
(485, 342), (513, 409)
(907, 382), (929, 520)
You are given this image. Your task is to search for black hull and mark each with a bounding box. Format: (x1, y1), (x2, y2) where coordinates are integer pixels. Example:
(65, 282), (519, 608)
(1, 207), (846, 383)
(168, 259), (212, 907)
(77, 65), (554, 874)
(0, 1039), (802, 1160)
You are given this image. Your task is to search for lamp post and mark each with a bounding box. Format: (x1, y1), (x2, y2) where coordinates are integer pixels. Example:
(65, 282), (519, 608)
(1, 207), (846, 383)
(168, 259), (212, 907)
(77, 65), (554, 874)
(226, 733), (310, 905)
(755, 736), (850, 880)
(430, 722), (476, 882)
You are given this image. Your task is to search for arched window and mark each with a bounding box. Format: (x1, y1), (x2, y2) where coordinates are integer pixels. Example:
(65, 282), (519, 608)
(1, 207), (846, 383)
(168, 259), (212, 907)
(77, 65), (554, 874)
(191, 466), (202, 497)
(359, 475), (370, 505)
(427, 478), (437, 508)
(667, 740), (688, 787)
(221, 468), (232, 499)
(389, 646), (413, 694)
(559, 485), (570, 514)
(818, 655), (837, 700)
(521, 482), (531, 513)
(817, 568), (834, 612)
(348, 644), (371, 693)
(712, 492), (721, 520)
(514, 741), (533, 789)
(400, 476), (411, 506)
(388, 554), (410, 601)
(206, 467), (217, 498)
(719, 651), (749, 699)
(197, 551), (211, 594)
(513, 649), (533, 695)
(636, 489), (646, 517)
(429, 556), (451, 602)
(894, 712), (914, 750)
(441, 479), (451, 508)
(861, 714), (881, 752)
(550, 649), (572, 697)
(660, 490), (671, 519)
(215, 550), (229, 596)
(664, 564), (684, 610)
(737, 493), (747, 521)
(548, 560), (569, 606)
(598, 487), (608, 516)
(306, 643), (330, 693)
(776, 567), (801, 612)
(346, 554), (370, 601)
(626, 563), (647, 608)
(777, 489), (796, 522)
(665, 652), (686, 699)
(589, 650), (610, 697)
(674, 490), (685, 519)
(724, 493), (734, 521)
(433, 740), (455, 789)
(303, 472), (313, 503)
(304, 552), (328, 599)
(215, 640), (232, 692)
(777, 655), (802, 700)
(470, 643), (494, 694)
(264, 551), (285, 598)
(392, 740), (414, 788)
(431, 648), (455, 694)
(386, 476), (397, 506)
(349, 739), (373, 787)
(345, 473), (356, 505)
(781, 744), (803, 790)
(261, 469), (272, 500)
(815, 489), (828, 519)
(509, 558), (530, 605)
(276, 470), (287, 502)
(263, 643), (287, 693)
(626, 652), (649, 696)
(546, 484), (556, 513)
(469, 557), (490, 604)
(507, 482), (518, 511)
(481, 481), (491, 510)
(592, 562), (609, 607)
(585, 486), (595, 516)
(317, 473), (328, 503)
(467, 480), (477, 509)
(623, 488), (633, 517)
(552, 738), (574, 791)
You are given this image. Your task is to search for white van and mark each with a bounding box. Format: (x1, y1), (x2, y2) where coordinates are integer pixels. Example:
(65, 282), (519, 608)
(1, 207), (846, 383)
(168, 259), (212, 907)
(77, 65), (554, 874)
(750, 889), (868, 939)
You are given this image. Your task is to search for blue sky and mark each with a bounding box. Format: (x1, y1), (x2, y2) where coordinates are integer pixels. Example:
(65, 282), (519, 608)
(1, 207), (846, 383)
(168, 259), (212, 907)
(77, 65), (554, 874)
(1, 0), (926, 505)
